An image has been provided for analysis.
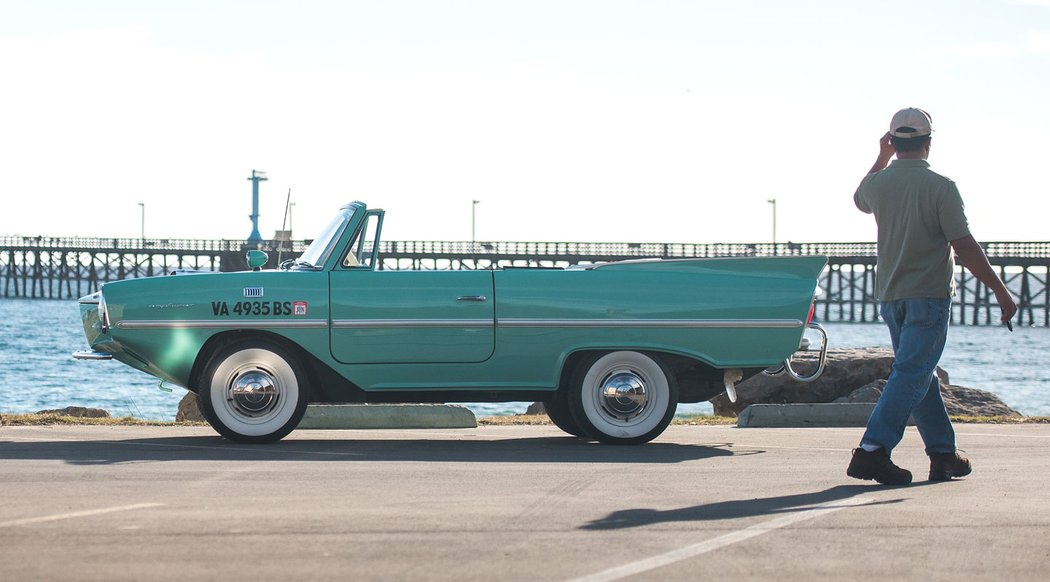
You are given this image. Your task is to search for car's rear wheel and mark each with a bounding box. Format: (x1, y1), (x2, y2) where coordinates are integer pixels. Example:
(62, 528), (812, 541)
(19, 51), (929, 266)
(543, 390), (586, 438)
(568, 351), (677, 445)
(198, 340), (308, 443)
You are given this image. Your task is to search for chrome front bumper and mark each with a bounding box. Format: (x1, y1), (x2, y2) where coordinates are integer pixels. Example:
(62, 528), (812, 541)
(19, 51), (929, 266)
(72, 350), (113, 361)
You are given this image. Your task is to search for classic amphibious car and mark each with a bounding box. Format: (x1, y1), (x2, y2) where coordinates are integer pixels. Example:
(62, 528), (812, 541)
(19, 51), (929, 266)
(75, 201), (828, 444)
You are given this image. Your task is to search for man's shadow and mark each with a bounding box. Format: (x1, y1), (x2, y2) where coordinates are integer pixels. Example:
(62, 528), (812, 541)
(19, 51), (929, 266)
(581, 482), (937, 530)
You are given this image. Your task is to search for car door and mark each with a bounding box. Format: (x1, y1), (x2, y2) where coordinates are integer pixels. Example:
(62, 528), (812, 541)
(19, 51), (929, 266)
(329, 269), (495, 364)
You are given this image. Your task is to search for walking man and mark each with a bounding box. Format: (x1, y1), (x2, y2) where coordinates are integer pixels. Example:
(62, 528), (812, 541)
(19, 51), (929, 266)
(848, 107), (1017, 485)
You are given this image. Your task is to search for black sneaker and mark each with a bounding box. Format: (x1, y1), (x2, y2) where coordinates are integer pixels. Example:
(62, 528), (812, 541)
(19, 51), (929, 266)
(929, 451), (972, 481)
(847, 447), (913, 485)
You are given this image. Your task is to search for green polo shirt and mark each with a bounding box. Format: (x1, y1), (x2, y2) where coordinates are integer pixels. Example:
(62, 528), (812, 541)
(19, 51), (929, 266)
(854, 159), (970, 301)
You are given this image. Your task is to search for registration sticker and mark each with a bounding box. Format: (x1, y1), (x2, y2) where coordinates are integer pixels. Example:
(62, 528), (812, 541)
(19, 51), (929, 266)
(293, 301), (308, 316)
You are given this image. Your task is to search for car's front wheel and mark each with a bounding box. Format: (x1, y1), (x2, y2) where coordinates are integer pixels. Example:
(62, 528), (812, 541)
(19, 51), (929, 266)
(198, 340), (308, 443)
(568, 351), (677, 445)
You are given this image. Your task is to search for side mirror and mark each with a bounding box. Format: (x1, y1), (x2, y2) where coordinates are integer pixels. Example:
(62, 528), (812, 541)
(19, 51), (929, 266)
(246, 250), (269, 271)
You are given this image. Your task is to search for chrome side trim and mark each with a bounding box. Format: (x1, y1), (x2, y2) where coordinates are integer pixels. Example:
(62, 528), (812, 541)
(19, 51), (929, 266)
(496, 318), (805, 329)
(115, 319), (330, 330)
(113, 317), (803, 331)
(332, 319), (493, 329)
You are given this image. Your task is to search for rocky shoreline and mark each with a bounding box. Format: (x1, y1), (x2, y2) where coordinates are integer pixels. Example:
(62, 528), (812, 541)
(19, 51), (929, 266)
(709, 347), (1020, 418)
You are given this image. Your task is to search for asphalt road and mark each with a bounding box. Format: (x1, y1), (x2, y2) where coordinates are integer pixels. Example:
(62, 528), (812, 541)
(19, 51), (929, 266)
(2, 423), (1048, 581)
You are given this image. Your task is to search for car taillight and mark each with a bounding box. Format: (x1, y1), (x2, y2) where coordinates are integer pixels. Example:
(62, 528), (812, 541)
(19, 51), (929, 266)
(99, 293), (111, 334)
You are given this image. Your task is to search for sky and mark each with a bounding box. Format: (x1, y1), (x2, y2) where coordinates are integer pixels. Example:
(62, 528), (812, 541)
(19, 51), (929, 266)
(2, 0), (1048, 245)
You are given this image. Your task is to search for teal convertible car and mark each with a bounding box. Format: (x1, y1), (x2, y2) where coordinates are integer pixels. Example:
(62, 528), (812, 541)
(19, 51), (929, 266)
(75, 202), (827, 444)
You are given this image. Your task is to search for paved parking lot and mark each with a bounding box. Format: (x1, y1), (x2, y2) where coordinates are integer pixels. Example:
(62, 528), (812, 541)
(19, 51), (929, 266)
(2, 423), (1048, 580)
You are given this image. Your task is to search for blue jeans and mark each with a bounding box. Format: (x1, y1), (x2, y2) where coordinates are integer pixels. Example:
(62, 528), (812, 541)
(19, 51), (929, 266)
(861, 298), (957, 455)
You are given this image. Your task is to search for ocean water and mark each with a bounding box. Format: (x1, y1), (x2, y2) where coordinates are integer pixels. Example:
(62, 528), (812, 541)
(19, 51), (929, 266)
(2, 298), (1048, 420)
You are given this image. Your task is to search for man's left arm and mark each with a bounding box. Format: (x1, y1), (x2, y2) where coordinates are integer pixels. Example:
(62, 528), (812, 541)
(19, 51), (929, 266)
(951, 235), (1018, 324)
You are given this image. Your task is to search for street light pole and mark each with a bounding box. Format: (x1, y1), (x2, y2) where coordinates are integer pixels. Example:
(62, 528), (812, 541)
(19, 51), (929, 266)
(767, 198), (777, 253)
(138, 202), (145, 244)
(472, 200), (479, 244)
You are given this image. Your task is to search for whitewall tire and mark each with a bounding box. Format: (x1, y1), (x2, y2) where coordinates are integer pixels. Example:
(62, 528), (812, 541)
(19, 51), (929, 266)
(199, 341), (308, 443)
(568, 351), (677, 445)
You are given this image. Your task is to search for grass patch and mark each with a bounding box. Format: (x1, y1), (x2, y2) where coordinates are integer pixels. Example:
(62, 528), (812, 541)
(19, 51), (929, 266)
(0, 413), (205, 427)
(950, 415), (1050, 424)
(478, 414), (552, 426)
(673, 415), (738, 426)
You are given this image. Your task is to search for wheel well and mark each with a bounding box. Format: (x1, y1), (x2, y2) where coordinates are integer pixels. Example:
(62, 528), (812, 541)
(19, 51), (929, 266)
(657, 353), (766, 403)
(556, 349), (743, 404)
(556, 350), (603, 396)
(188, 331), (355, 401)
(558, 349), (689, 390)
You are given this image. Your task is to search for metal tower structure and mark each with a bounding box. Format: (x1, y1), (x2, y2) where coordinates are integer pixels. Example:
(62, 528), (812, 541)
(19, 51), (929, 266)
(246, 170), (268, 244)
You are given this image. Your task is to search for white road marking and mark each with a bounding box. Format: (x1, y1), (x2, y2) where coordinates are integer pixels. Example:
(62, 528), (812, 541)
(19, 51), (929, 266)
(569, 496), (873, 582)
(0, 503), (163, 528)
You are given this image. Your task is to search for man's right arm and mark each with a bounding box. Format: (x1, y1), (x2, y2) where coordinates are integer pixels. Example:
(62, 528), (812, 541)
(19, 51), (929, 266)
(867, 132), (895, 175)
(855, 133), (895, 213)
(951, 235), (1018, 324)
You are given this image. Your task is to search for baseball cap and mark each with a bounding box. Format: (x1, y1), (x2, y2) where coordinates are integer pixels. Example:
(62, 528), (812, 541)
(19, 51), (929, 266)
(889, 107), (933, 138)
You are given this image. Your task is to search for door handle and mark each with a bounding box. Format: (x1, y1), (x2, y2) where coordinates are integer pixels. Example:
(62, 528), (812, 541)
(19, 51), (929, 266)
(456, 295), (488, 302)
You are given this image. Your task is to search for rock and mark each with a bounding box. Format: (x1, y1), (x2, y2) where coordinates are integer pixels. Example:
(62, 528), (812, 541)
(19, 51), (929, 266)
(712, 347), (1020, 417)
(524, 402), (546, 415)
(176, 392), (206, 422)
(941, 384), (1021, 416)
(36, 406), (110, 418)
(833, 379), (1020, 417)
(832, 380), (887, 404)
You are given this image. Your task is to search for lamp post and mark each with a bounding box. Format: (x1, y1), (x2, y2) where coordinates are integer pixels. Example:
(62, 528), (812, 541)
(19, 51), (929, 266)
(138, 202), (145, 244)
(767, 198), (777, 254)
(471, 200), (480, 245)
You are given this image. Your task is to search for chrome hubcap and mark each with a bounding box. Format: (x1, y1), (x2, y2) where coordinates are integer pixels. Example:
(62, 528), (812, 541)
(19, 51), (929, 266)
(599, 370), (648, 420)
(229, 370), (279, 417)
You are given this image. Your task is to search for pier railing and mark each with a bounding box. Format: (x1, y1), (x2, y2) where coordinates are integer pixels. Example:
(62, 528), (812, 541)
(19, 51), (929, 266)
(2, 237), (1048, 326)
(3, 236), (1049, 259)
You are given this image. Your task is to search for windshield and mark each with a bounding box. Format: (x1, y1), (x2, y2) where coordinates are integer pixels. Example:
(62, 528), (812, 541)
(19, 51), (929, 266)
(295, 206), (357, 268)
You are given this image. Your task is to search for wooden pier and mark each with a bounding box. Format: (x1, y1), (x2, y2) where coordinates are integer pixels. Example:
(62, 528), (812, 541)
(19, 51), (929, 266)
(2, 236), (1048, 326)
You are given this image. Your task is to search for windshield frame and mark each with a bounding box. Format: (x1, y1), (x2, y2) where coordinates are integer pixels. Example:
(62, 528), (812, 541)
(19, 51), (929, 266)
(294, 204), (360, 269)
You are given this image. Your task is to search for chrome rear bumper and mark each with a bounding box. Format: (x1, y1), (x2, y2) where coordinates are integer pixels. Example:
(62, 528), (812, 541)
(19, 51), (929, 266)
(762, 322), (828, 383)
